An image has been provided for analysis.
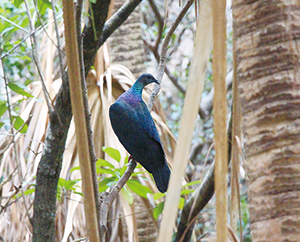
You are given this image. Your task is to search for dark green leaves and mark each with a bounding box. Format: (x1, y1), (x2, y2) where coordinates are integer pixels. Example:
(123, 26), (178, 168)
(8, 82), (34, 98)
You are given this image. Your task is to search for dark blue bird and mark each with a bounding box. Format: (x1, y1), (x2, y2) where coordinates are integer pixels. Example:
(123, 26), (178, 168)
(109, 73), (171, 193)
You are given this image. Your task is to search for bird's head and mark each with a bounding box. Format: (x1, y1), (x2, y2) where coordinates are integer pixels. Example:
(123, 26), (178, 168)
(132, 73), (159, 93)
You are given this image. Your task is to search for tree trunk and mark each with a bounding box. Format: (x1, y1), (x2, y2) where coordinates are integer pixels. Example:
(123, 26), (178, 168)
(233, 0), (300, 241)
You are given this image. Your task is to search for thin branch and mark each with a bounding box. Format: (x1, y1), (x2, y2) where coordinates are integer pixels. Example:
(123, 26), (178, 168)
(0, 15), (30, 34)
(96, 0), (143, 51)
(0, 13), (63, 59)
(148, 0), (164, 52)
(0, 47), (31, 221)
(99, 159), (137, 241)
(175, 113), (233, 242)
(147, 0), (194, 111)
(24, 0), (54, 116)
(51, 0), (65, 79)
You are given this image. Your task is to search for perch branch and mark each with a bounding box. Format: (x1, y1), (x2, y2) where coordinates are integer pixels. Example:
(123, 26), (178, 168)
(99, 159), (137, 241)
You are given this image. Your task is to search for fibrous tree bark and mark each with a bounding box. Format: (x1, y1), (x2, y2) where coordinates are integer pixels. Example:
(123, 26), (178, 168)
(233, 0), (300, 241)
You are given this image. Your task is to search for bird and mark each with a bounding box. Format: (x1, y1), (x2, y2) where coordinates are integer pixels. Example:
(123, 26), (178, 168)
(109, 73), (171, 193)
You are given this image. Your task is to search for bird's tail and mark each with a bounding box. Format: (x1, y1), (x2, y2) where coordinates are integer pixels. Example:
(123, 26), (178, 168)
(152, 163), (171, 193)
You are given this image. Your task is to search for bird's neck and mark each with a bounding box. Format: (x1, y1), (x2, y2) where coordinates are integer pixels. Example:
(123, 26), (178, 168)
(132, 82), (144, 95)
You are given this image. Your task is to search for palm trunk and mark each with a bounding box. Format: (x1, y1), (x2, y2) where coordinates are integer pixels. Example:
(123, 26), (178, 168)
(233, 0), (300, 240)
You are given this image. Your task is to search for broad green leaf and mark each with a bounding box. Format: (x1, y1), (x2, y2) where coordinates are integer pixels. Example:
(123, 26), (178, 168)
(96, 158), (114, 168)
(8, 82), (34, 98)
(121, 187), (133, 204)
(0, 102), (7, 118)
(13, 0), (23, 8)
(24, 188), (35, 196)
(131, 170), (146, 177)
(178, 197), (185, 210)
(64, 180), (76, 191)
(127, 179), (153, 198)
(153, 192), (166, 200)
(153, 202), (164, 220)
(124, 155), (129, 164)
(182, 180), (201, 188)
(119, 165), (127, 176)
(70, 166), (80, 173)
(58, 178), (66, 187)
(102, 147), (121, 162)
(96, 167), (117, 176)
(181, 189), (194, 196)
(12, 116), (27, 133)
(37, 0), (52, 15)
(74, 191), (83, 196)
(98, 177), (116, 193)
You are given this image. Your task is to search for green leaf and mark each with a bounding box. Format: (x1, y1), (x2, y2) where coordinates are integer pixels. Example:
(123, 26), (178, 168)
(64, 180), (76, 191)
(153, 192), (166, 201)
(0, 102), (7, 118)
(37, 0), (52, 15)
(181, 189), (194, 196)
(96, 167), (117, 176)
(178, 197), (185, 210)
(96, 158), (114, 168)
(127, 179), (153, 198)
(58, 178), (66, 187)
(13, 0), (23, 8)
(121, 187), (133, 204)
(8, 82), (34, 98)
(24, 188), (35, 196)
(102, 147), (121, 162)
(153, 202), (164, 220)
(70, 166), (80, 173)
(12, 116), (27, 133)
(124, 155), (129, 164)
(182, 180), (201, 188)
(98, 177), (116, 193)
(131, 170), (146, 177)
(119, 166), (127, 176)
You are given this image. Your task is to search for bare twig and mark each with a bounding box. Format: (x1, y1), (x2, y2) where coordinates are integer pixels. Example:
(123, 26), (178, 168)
(0, 13), (63, 59)
(0, 47), (32, 221)
(175, 113), (232, 242)
(147, 0), (194, 111)
(148, 0), (164, 52)
(99, 159), (137, 241)
(24, 0), (54, 116)
(51, 0), (65, 79)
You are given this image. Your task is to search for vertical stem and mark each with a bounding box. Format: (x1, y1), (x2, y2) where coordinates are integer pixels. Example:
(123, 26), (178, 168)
(212, 0), (228, 241)
(62, 1), (100, 241)
(230, 9), (242, 236)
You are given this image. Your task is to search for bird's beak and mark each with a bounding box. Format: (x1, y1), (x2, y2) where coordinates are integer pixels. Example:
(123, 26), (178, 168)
(154, 79), (159, 85)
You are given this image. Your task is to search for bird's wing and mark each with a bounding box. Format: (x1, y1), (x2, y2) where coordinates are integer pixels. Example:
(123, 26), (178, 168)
(110, 100), (165, 170)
